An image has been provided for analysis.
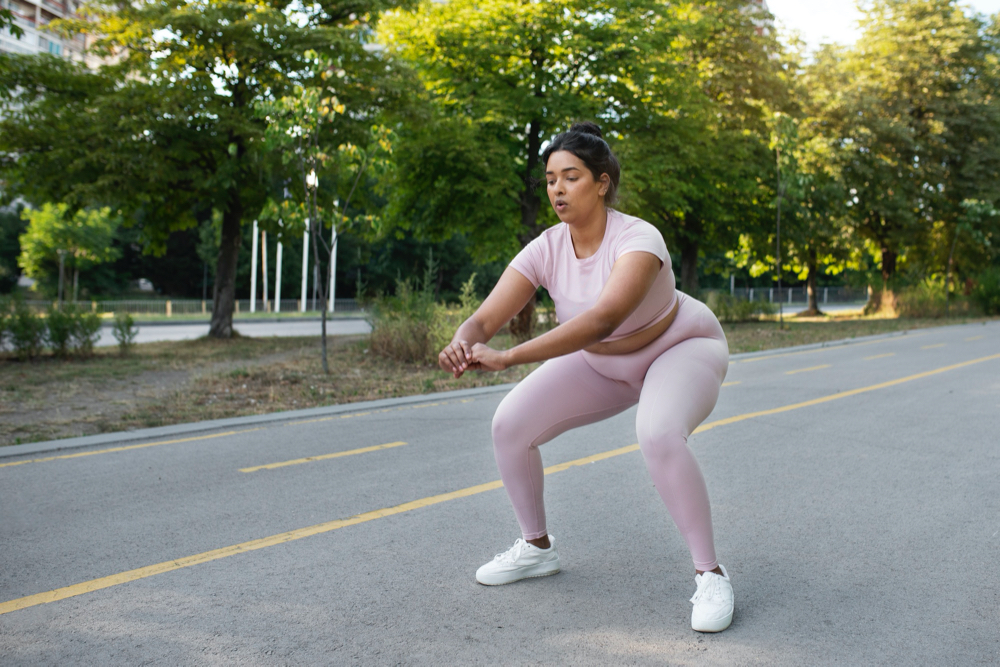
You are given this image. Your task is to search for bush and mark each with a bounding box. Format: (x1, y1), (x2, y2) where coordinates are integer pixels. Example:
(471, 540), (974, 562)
(895, 278), (949, 318)
(112, 312), (138, 353)
(46, 304), (77, 357)
(895, 277), (977, 318)
(970, 267), (1000, 315)
(429, 274), (481, 357)
(73, 310), (102, 355)
(705, 292), (777, 323)
(369, 276), (436, 363)
(370, 267), (483, 365)
(9, 300), (45, 360)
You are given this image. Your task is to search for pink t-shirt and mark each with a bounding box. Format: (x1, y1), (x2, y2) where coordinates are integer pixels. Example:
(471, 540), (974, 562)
(509, 209), (677, 342)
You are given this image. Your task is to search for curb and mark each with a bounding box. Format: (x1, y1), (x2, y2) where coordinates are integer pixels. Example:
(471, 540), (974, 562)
(0, 383), (516, 460)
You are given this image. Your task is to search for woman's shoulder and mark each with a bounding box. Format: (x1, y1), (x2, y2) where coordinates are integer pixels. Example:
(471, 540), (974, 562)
(610, 210), (661, 236)
(607, 210), (667, 260)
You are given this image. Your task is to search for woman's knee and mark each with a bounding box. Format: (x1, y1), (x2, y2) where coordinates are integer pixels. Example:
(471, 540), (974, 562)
(491, 395), (533, 451)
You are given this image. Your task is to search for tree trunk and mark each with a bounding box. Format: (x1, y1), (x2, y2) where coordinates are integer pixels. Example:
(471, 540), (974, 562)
(802, 247), (822, 316)
(865, 243), (898, 316)
(510, 117), (544, 341)
(208, 198), (243, 338)
(679, 236), (699, 295)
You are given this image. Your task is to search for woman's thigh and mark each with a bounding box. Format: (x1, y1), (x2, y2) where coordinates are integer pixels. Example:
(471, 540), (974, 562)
(635, 336), (729, 444)
(493, 351), (640, 449)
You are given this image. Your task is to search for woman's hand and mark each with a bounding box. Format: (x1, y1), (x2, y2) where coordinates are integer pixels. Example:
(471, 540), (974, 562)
(471, 343), (510, 372)
(439, 340), (476, 378)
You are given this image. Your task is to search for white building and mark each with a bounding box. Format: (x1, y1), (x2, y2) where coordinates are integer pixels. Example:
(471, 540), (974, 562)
(0, 0), (88, 59)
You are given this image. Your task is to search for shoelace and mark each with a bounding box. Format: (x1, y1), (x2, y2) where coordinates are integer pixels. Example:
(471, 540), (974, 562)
(493, 538), (528, 564)
(690, 573), (724, 604)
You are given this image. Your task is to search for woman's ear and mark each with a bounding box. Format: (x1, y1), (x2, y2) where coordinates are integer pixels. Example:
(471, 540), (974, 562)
(599, 173), (611, 197)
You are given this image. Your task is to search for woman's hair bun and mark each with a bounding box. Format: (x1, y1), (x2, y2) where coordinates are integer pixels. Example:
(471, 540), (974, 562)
(569, 121), (603, 139)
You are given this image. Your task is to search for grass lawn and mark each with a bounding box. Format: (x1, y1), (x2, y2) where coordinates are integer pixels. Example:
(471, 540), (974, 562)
(1, 313), (993, 447)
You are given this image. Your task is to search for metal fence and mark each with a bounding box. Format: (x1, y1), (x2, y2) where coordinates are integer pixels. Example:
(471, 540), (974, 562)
(16, 298), (363, 317)
(725, 286), (869, 304)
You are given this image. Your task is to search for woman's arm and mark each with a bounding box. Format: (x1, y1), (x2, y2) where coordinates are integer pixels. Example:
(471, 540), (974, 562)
(438, 267), (537, 377)
(471, 251), (662, 371)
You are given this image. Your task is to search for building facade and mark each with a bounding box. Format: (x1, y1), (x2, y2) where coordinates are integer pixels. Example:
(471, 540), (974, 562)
(1, 0), (87, 59)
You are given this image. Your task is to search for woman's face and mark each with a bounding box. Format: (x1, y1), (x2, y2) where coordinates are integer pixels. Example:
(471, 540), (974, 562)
(545, 150), (609, 223)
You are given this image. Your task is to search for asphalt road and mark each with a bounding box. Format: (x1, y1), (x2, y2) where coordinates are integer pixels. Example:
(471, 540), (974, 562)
(1, 320), (998, 665)
(95, 318), (372, 347)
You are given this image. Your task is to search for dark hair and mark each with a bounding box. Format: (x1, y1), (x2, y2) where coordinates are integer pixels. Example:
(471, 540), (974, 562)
(541, 122), (621, 205)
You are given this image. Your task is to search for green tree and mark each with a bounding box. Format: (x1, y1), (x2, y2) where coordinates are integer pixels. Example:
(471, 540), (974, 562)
(615, 0), (789, 294)
(827, 0), (1000, 312)
(380, 0), (645, 333)
(256, 51), (394, 372)
(1, 7), (24, 40)
(0, 202), (27, 293)
(18, 203), (121, 301)
(0, 0), (406, 337)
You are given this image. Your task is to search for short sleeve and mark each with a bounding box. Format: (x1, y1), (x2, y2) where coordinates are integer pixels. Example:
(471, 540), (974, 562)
(508, 237), (546, 289)
(614, 220), (667, 263)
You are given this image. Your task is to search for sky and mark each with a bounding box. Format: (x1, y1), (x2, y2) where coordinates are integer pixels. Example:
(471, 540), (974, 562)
(765, 0), (1000, 52)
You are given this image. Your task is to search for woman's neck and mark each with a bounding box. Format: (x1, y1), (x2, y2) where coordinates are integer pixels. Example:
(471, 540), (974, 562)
(568, 206), (609, 259)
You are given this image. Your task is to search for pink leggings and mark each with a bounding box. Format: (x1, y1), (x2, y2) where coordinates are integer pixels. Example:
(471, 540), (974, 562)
(491, 293), (729, 571)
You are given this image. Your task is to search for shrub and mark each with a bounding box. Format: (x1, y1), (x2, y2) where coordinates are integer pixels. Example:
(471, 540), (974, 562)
(369, 277), (436, 363)
(112, 312), (138, 353)
(895, 278), (949, 318)
(895, 277), (977, 318)
(9, 300), (45, 360)
(705, 292), (777, 323)
(73, 310), (103, 355)
(970, 267), (1000, 315)
(429, 274), (481, 357)
(46, 304), (77, 357)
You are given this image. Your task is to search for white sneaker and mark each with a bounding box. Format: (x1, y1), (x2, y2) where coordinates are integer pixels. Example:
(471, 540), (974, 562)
(475, 537), (561, 585)
(690, 565), (734, 632)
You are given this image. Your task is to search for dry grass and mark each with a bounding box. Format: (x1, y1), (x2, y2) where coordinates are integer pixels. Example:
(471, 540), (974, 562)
(1, 313), (993, 447)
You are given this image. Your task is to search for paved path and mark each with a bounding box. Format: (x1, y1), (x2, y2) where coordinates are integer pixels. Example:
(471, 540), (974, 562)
(96, 318), (372, 347)
(94, 304), (863, 348)
(1, 321), (998, 665)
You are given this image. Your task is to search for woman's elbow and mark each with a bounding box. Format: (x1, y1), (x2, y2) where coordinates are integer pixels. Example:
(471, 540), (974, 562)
(589, 311), (622, 341)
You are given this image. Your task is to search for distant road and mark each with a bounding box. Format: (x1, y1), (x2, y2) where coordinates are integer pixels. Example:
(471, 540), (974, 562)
(95, 303), (863, 348)
(96, 318), (372, 347)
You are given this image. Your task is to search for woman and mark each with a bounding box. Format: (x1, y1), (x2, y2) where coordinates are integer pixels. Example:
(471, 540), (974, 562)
(437, 122), (734, 633)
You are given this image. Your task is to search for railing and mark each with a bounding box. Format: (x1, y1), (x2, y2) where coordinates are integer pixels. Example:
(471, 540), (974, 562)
(727, 286), (869, 304)
(16, 298), (364, 317)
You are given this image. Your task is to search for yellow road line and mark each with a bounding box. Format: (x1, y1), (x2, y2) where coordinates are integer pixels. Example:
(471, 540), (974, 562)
(965, 335), (984, 342)
(864, 353), (895, 361)
(240, 441), (408, 473)
(722, 381), (741, 387)
(0, 444), (636, 617)
(695, 353), (1000, 434)
(921, 343), (946, 350)
(3, 353), (998, 616)
(0, 430), (260, 470)
(785, 364), (831, 375)
(736, 332), (925, 364)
